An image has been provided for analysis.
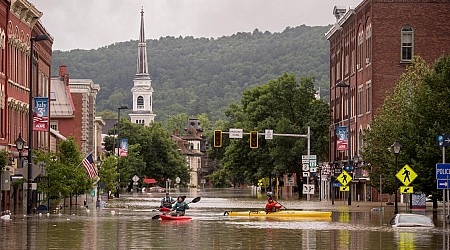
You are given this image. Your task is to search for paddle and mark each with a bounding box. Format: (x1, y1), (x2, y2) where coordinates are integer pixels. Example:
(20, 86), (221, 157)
(152, 196), (201, 220)
(267, 194), (287, 210)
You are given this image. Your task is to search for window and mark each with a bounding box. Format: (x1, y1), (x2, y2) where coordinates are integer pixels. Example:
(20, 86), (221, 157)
(50, 92), (56, 101)
(358, 86), (364, 115)
(401, 26), (413, 62)
(357, 30), (364, 70)
(366, 23), (372, 65)
(137, 96), (144, 109)
(50, 120), (58, 131)
(366, 81), (372, 113)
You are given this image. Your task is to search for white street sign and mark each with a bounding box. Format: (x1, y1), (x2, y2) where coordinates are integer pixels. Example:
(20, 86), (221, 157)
(229, 128), (243, 139)
(265, 129), (273, 139)
(132, 175), (140, 182)
(302, 155), (317, 172)
(303, 184), (315, 194)
(302, 163), (310, 172)
(286, 176), (295, 186)
(303, 172), (310, 177)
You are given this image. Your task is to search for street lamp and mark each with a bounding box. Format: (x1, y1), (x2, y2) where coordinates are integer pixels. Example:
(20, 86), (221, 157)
(392, 141), (402, 214)
(15, 133), (25, 158)
(115, 105), (128, 198)
(96, 156), (102, 208)
(28, 34), (49, 214)
(336, 81), (352, 205)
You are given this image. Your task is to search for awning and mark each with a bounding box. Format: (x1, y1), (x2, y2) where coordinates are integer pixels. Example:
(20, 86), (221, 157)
(143, 178), (157, 184)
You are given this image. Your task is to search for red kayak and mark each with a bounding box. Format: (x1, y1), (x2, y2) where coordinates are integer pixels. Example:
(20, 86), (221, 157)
(159, 207), (171, 212)
(160, 214), (192, 221)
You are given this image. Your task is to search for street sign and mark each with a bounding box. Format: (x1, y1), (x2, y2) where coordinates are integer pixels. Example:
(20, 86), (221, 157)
(340, 186), (349, 192)
(302, 155), (317, 172)
(133, 181), (138, 186)
(437, 179), (450, 189)
(400, 186), (414, 194)
(333, 183), (342, 187)
(132, 175), (140, 182)
(436, 163), (450, 179)
(229, 128), (243, 139)
(265, 129), (273, 140)
(436, 134), (450, 147)
(286, 176), (295, 186)
(303, 172), (310, 177)
(395, 164), (417, 186)
(303, 184), (315, 194)
(336, 170), (352, 186)
(302, 163), (309, 172)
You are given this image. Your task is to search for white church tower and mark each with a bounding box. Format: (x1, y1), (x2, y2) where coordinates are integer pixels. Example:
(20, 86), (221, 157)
(129, 8), (156, 126)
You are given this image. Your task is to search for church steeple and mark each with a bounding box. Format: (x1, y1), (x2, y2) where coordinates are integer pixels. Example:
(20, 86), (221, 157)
(129, 7), (156, 126)
(136, 7), (149, 79)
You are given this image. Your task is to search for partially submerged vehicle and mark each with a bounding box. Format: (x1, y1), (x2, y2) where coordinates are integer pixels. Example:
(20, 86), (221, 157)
(390, 213), (434, 228)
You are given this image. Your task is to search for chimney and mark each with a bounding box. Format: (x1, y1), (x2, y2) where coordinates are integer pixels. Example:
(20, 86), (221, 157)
(59, 65), (67, 78)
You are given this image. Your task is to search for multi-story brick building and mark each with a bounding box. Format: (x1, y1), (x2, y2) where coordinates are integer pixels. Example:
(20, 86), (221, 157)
(326, 0), (450, 202)
(0, 0), (53, 212)
(50, 65), (101, 157)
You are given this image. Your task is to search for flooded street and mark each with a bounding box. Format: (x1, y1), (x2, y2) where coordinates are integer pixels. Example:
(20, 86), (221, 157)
(1, 188), (449, 249)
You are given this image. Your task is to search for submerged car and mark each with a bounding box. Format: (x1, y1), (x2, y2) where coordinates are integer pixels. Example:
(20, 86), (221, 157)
(390, 213), (434, 228)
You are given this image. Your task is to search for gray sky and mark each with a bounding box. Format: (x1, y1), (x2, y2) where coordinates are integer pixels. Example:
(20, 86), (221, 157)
(31, 0), (362, 51)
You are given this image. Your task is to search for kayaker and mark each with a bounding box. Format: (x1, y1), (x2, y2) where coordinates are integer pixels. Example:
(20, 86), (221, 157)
(160, 192), (175, 208)
(265, 197), (282, 213)
(171, 196), (190, 216)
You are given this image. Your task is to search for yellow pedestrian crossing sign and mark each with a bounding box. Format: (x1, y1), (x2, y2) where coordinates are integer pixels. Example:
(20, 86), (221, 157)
(395, 164), (417, 186)
(400, 186), (414, 194)
(340, 186), (350, 192)
(337, 170), (352, 186)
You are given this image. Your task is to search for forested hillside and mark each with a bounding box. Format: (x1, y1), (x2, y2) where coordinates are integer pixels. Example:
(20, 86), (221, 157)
(51, 25), (331, 121)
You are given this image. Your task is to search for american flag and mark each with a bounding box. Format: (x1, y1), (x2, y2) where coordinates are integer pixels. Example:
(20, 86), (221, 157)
(82, 153), (97, 179)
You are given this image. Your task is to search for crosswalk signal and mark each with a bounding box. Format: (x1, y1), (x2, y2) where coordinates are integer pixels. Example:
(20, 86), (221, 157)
(250, 131), (258, 148)
(213, 130), (222, 147)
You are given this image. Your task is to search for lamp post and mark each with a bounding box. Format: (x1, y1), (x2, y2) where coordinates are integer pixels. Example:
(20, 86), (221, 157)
(392, 141), (402, 214)
(115, 105), (128, 198)
(28, 34), (49, 214)
(15, 133), (25, 160)
(96, 157), (102, 208)
(336, 81), (352, 205)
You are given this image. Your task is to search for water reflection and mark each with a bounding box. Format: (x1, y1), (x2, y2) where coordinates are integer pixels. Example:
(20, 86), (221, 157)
(1, 188), (449, 249)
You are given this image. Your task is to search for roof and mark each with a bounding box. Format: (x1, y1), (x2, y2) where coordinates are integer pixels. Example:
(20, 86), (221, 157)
(50, 77), (75, 118)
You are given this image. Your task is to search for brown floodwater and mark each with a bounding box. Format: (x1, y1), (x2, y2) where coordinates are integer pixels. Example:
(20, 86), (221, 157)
(1, 188), (449, 249)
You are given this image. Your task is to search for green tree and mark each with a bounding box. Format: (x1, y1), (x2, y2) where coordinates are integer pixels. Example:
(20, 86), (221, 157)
(363, 56), (450, 208)
(212, 73), (331, 197)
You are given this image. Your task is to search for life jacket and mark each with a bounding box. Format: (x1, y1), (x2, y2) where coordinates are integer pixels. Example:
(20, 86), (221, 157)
(162, 197), (173, 206)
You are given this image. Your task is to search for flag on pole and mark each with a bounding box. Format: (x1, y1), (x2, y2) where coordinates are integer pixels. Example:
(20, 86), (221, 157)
(82, 153), (97, 179)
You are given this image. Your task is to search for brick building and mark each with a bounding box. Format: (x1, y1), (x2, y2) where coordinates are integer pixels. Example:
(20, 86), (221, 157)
(0, 0), (53, 212)
(50, 65), (101, 157)
(326, 0), (450, 202)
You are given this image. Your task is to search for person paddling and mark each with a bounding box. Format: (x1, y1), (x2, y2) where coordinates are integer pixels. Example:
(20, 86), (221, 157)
(171, 196), (190, 216)
(160, 192), (175, 208)
(265, 197), (282, 213)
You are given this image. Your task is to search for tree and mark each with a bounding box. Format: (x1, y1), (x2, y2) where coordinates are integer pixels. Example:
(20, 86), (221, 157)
(363, 56), (450, 208)
(212, 73), (331, 197)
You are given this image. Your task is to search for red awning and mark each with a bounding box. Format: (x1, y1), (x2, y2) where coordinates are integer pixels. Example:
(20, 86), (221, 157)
(144, 178), (157, 184)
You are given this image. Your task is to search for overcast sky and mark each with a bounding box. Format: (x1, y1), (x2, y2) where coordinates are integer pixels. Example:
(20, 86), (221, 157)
(31, 0), (362, 51)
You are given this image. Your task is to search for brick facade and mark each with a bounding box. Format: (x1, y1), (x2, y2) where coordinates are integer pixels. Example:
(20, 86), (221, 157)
(326, 0), (450, 201)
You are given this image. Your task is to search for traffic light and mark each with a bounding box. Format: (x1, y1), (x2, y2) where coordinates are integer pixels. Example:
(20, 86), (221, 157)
(250, 131), (258, 148)
(213, 130), (222, 147)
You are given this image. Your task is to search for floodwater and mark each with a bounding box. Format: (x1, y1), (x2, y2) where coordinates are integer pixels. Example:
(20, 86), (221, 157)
(1, 188), (449, 249)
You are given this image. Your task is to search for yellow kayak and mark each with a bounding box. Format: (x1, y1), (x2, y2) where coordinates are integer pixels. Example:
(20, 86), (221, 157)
(223, 210), (332, 218)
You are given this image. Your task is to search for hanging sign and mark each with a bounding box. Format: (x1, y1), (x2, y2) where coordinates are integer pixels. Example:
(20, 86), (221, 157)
(336, 126), (348, 151)
(33, 97), (49, 131)
(119, 138), (128, 157)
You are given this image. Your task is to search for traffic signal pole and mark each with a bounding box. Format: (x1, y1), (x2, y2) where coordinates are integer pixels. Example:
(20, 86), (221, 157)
(220, 127), (311, 199)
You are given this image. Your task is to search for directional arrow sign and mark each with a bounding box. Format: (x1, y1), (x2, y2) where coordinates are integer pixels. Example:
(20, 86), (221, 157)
(400, 186), (414, 194)
(438, 179), (450, 190)
(395, 164), (417, 186)
(340, 186), (349, 192)
(337, 170), (352, 186)
(436, 134), (450, 147)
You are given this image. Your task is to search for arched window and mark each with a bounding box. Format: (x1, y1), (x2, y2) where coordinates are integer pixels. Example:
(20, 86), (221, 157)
(137, 96), (144, 109)
(401, 26), (413, 62)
